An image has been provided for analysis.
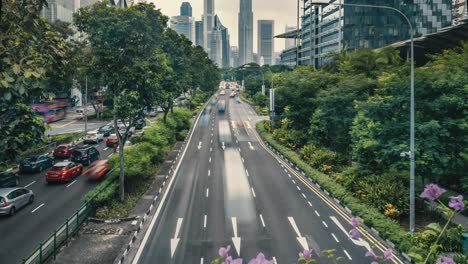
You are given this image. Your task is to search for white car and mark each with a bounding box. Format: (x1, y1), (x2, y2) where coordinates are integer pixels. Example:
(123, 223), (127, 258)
(73, 108), (85, 120)
(83, 131), (104, 144)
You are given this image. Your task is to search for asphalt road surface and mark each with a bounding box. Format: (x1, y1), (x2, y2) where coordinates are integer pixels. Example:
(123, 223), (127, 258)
(130, 91), (405, 264)
(0, 140), (116, 263)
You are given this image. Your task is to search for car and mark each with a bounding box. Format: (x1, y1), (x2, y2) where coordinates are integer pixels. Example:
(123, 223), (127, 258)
(230, 92), (236, 97)
(83, 131), (104, 144)
(46, 161), (83, 183)
(73, 108), (85, 120)
(0, 188), (34, 216)
(135, 118), (146, 130)
(71, 146), (100, 165)
(0, 171), (19, 188)
(236, 98), (241, 104)
(106, 134), (118, 147)
(220, 90), (226, 95)
(53, 144), (77, 159)
(82, 160), (110, 180)
(209, 98), (217, 105)
(117, 125), (135, 138)
(236, 88), (240, 91)
(97, 125), (115, 137)
(19, 155), (55, 173)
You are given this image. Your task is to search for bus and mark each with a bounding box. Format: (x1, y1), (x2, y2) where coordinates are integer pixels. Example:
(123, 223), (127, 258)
(31, 98), (68, 123)
(217, 100), (226, 113)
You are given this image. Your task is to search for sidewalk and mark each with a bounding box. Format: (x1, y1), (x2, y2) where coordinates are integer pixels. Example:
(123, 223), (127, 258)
(50, 142), (184, 264)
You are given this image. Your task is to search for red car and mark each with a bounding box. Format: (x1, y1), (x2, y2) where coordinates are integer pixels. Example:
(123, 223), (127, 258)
(82, 160), (110, 180)
(46, 161), (83, 183)
(106, 134), (118, 147)
(53, 144), (77, 159)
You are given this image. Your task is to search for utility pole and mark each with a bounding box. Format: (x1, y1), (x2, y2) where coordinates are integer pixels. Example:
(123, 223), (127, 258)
(85, 75), (88, 134)
(269, 79), (275, 130)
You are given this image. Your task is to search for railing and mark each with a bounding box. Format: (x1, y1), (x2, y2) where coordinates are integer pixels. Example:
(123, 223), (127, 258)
(22, 172), (117, 264)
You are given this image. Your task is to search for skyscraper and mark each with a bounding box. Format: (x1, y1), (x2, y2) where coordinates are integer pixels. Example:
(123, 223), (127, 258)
(169, 16), (196, 43)
(284, 25), (297, 49)
(195, 20), (204, 47)
(221, 26), (231, 68)
(258, 20), (275, 66)
(180, 2), (192, 17)
(209, 15), (224, 67)
(453, 0), (467, 23)
(238, 0), (253, 65)
(203, 0), (215, 51)
(230, 46), (240, 68)
(42, 0), (75, 22)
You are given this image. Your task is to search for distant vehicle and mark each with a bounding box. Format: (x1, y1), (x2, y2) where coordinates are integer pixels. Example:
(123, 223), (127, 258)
(82, 160), (110, 181)
(209, 98), (217, 105)
(0, 188), (34, 216)
(220, 91), (226, 96)
(0, 171), (19, 188)
(236, 98), (241, 104)
(46, 161), (83, 183)
(31, 98), (68, 124)
(53, 144), (77, 159)
(97, 125), (115, 137)
(134, 117), (146, 130)
(45, 108), (66, 123)
(217, 100), (226, 113)
(73, 108), (85, 120)
(230, 92), (236, 97)
(83, 131), (104, 144)
(19, 155), (55, 173)
(118, 125), (135, 138)
(71, 146), (100, 166)
(106, 134), (118, 147)
(236, 87), (240, 91)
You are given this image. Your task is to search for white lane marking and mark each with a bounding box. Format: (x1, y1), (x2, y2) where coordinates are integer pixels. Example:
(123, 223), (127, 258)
(239, 148), (241, 152)
(273, 257), (278, 264)
(308, 201), (313, 207)
(248, 142), (254, 150)
(209, 157), (211, 163)
(281, 164), (284, 168)
(200, 258), (204, 264)
(222, 142), (225, 150)
(343, 249), (352, 260)
(245, 169), (249, 177)
(24, 181), (36, 188)
(322, 221), (328, 228)
(31, 203), (45, 213)
(297, 186), (301, 191)
(208, 170), (211, 176)
(288, 174), (291, 178)
(203, 215), (207, 228)
(231, 217), (241, 255)
(287, 217), (309, 250)
(66, 180), (77, 188)
(330, 216), (372, 251)
(211, 139), (213, 144)
(315, 210), (320, 217)
(284, 169), (287, 173)
(198, 141), (202, 150)
(302, 193), (307, 198)
(170, 218), (183, 258)
(259, 214), (266, 227)
(292, 179), (296, 184)
(331, 233), (340, 243)
(241, 157), (245, 163)
(251, 187), (256, 198)
(206, 188), (209, 198)
(104, 147), (109, 151)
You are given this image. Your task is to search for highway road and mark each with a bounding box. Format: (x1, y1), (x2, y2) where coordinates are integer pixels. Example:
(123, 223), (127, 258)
(131, 90), (405, 264)
(0, 140), (116, 263)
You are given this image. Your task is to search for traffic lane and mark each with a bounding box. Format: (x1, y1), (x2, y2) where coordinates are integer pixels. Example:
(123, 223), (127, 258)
(47, 119), (108, 136)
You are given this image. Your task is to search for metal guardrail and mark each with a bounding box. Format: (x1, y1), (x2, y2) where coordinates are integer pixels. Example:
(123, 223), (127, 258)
(22, 172), (117, 264)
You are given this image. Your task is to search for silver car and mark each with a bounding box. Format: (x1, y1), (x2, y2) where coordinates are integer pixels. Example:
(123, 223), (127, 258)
(0, 188), (34, 216)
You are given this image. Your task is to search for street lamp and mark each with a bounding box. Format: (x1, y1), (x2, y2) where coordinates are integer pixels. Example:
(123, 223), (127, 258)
(311, 1), (416, 234)
(241, 64), (266, 95)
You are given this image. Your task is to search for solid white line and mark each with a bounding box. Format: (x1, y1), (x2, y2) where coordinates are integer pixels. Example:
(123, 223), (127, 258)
(200, 258), (204, 264)
(206, 188), (209, 198)
(302, 193), (307, 198)
(251, 188), (256, 198)
(259, 214), (266, 227)
(315, 210), (320, 217)
(173, 218), (183, 238)
(203, 215), (207, 228)
(31, 203), (45, 213)
(322, 221), (328, 228)
(208, 170), (211, 176)
(297, 186), (301, 191)
(331, 233), (340, 243)
(104, 147), (109, 151)
(343, 249), (352, 260)
(245, 169), (249, 177)
(308, 201), (313, 207)
(66, 180), (77, 188)
(132, 102), (206, 264)
(24, 181), (36, 188)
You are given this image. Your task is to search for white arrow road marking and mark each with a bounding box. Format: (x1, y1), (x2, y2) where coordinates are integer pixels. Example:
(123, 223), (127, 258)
(330, 216), (371, 251)
(231, 217), (241, 255)
(248, 142), (254, 150)
(31, 203), (45, 213)
(170, 218), (183, 258)
(200, 258), (204, 264)
(288, 217), (309, 250)
(222, 142), (225, 150)
(198, 141), (202, 150)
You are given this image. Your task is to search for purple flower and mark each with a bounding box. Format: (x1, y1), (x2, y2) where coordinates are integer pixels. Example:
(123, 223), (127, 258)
(219, 245), (231, 258)
(224, 256), (243, 264)
(383, 248), (393, 260)
(248, 253), (273, 264)
(365, 250), (378, 259)
(448, 195), (465, 211)
(436, 256), (456, 264)
(420, 184), (446, 201)
(299, 249), (312, 259)
(349, 228), (362, 240)
(351, 217), (361, 228)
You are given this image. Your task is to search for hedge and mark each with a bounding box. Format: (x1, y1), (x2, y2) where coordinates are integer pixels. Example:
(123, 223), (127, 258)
(256, 120), (414, 253)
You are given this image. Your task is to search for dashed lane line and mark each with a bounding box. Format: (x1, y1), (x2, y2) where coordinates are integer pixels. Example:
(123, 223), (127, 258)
(259, 214), (266, 227)
(251, 188), (256, 198)
(66, 180), (77, 188)
(331, 233), (340, 243)
(31, 203), (45, 213)
(24, 181), (36, 188)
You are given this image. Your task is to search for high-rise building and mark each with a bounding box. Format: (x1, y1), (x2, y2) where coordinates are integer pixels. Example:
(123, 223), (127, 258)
(180, 2), (192, 17)
(258, 20), (275, 66)
(42, 0), (75, 22)
(453, 0), (467, 23)
(170, 16), (196, 43)
(301, 0), (453, 69)
(195, 20), (204, 47)
(230, 46), (240, 68)
(209, 15), (224, 67)
(238, 0), (253, 65)
(221, 26), (231, 68)
(285, 25), (297, 49)
(203, 0), (215, 51)
(80, 0), (100, 8)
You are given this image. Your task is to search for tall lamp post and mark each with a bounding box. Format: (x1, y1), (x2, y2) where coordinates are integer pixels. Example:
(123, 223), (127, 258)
(311, 1), (416, 234)
(241, 65), (266, 95)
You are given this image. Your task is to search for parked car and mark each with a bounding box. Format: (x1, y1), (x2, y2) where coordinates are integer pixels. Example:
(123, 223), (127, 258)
(0, 188), (34, 216)
(19, 155), (55, 173)
(82, 160), (110, 180)
(71, 146), (100, 165)
(53, 144), (77, 159)
(135, 118), (146, 130)
(46, 161), (83, 183)
(83, 131), (104, 144)
(106, 134), (118, 147)
(97, 125), (115, 137)
(0, 171), (19, 188)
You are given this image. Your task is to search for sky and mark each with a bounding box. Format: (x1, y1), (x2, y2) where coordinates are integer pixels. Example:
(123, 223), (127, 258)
(151, 0), (298, 53)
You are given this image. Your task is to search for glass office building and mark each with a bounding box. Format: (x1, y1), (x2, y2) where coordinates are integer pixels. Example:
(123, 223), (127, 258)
(301, 0), (452, 68)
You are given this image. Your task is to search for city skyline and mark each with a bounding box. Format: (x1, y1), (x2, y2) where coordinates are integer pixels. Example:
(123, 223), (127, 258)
(153, 0), (296, 53)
